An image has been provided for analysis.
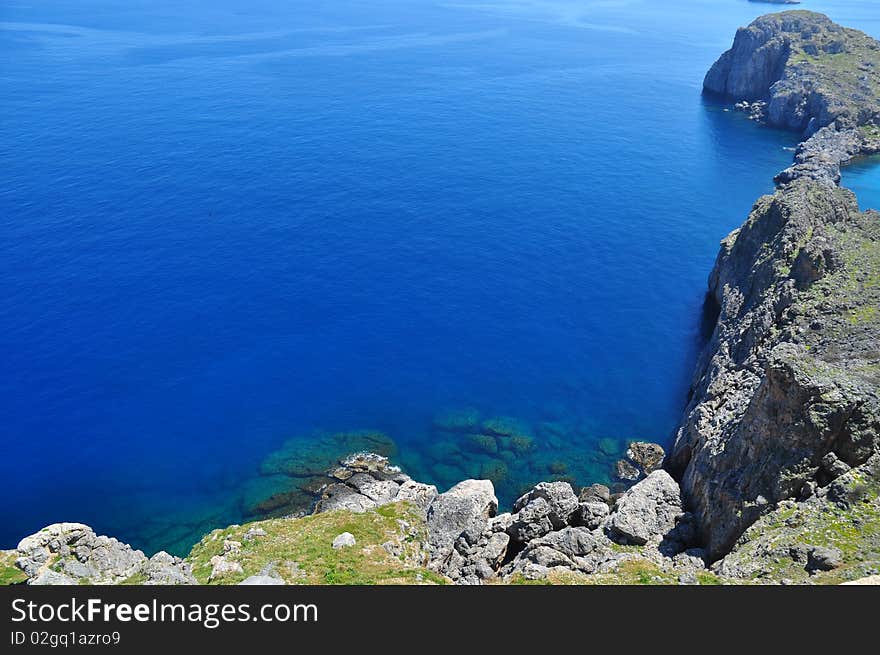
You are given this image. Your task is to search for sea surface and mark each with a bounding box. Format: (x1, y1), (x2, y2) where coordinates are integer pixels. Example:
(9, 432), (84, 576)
(2, 0), (879, 555)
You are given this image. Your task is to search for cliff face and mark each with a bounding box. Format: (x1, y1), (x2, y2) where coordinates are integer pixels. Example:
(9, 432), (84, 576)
(674, 11), (880, 561)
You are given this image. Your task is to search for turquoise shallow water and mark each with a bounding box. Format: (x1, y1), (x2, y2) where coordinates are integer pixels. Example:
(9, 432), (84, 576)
(1, 0), (879, 555)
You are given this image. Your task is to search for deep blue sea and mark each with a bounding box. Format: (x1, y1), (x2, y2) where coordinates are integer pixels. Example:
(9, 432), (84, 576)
(3, 0), (880, 555)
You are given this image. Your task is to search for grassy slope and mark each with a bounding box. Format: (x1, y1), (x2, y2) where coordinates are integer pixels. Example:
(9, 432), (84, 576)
(185, 502), (446, 585)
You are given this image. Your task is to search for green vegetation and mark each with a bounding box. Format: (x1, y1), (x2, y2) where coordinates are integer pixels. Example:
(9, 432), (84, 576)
(0, 551), (26, 585)
(728, 469), (880, 585)
(509, 560), (727, 586)
(185, 502), (446, 585)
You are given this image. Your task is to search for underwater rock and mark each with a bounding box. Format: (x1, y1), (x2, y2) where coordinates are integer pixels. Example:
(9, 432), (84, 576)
(433, 408), (481, 433)
(598, 437), (623, 457)
(259, 431), (397, 478)
(614, 459), (640, 482)
(244, 487), (314, 519)
(479, 460), (510, 483)
(626, 442), (665, 474)
(466, 433), (499, 455)
(505, 434), (535, 454)
(481, 416), (531, 438)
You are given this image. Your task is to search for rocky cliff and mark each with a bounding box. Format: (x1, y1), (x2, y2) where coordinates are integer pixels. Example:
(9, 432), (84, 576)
(671, 11), (880, 566)
(704, 11), (880, 135)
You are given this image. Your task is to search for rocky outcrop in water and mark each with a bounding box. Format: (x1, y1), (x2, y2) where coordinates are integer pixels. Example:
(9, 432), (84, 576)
(316, 452), (439, 514)
(704, 11), (880, 135)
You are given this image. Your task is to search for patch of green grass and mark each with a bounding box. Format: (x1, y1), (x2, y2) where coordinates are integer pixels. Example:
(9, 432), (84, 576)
(186, 502), (445, 585)
(0, 551), (26, 586)
(119, 572), (148, 585)
(731, 475), (880, 585)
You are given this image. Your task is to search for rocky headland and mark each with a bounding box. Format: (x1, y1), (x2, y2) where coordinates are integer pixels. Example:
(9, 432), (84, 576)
(2, 11), (879, 586)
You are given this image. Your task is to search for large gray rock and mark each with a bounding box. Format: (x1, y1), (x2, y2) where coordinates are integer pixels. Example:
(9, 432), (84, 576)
(331, 532), (356, 549)
(346, 473), (400, 504)
(395, 480), (439, 512)
(426, 479), (497, 560)
(143, 551), (197, 585)
(576, 501), (610, 530)
(605, 471), (684, 546)
(315, 483), (377, 514)
(703, 12), (880, 134)
(507, 481), (579, 543)
(16, 523), (147, 585)
(314, 453), (428, 515)
(502, 526), (614, 579)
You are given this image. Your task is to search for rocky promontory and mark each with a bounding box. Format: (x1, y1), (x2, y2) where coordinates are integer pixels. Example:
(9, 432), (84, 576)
(2, 451), (720, 586)
(670, 10), (880, 572)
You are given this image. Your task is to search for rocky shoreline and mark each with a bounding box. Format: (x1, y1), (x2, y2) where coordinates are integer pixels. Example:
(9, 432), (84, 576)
(2, 10), (879, 586)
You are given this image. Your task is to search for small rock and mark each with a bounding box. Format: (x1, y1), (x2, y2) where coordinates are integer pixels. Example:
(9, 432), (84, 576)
(626, 442), (665, 473)
(578, 484), (612, 505)
(807, 546), (843, 572)
(30, 570), (79, 586)
(238, 575), (285, 585)
(615, 459), (641, 481)
(678, 572), (699, 585)
(143, 551), (197, 585)
(209, 556), (244, 580)
(820, 453), (851, 480)
(332, 532), (357, 549)
(243, 527), (267, 541)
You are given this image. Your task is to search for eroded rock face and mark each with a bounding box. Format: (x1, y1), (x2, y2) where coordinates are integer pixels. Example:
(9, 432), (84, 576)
(671, 152), (880, 561)
(704, 13), (793, 100)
